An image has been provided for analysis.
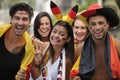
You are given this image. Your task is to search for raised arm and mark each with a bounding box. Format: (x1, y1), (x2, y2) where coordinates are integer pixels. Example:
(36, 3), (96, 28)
(31, 37), (50, 79)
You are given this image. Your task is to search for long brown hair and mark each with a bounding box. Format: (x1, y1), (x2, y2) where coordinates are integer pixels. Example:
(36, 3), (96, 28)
(34, 12), (53, 41)
(49, 20), (75, 80)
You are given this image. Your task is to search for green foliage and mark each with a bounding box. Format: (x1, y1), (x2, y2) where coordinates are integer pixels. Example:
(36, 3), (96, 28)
(77, 0), (98, 12)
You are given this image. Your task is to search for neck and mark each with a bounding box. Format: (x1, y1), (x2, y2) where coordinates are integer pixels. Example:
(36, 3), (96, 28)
(54, 47), (63, 56)
(52, 46), (63, 63)
(5, 29), (24, 44)
(93, 38), (105, 47)
(76, 41), (84, 47)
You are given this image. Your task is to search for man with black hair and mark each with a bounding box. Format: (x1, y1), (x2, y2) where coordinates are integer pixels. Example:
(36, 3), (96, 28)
(73, 4), (120, 80)
(0, 3), (35, 80)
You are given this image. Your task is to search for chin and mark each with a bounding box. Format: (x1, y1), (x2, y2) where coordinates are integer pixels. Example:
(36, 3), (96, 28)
(95, 36), (105, 40)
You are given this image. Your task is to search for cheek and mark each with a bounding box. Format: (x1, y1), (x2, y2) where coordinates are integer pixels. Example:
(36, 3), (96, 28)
(89, 26), (93, 30)
(62, 37), (66, 41)
(37, 28), (41, 33)
(61, 36), (69, 41)
(103, 24), (109, 29)
(50, 33), (54, 39)
(73, 28), (78, 32)
(48, 27), (51, 32)
(83, 29), (87, 33)
(103, 24), (106, 27)
(83, 31), (88, 37)
(24, 21), (30, 25)
(11, 19), (17, 24)
(73, 29), (78, 35)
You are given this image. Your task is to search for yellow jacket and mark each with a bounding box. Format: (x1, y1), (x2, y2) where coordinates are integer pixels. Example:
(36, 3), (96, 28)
(0, 24), (35, 79)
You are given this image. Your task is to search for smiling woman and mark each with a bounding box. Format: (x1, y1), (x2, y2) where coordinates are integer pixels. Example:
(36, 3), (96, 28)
(30, 20), (75, 80)
(33, 12), (53, 42)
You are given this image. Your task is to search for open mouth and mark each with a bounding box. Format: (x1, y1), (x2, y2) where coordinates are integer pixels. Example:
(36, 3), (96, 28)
(51, 37), (60, 43)
(16, 26), (24, 32)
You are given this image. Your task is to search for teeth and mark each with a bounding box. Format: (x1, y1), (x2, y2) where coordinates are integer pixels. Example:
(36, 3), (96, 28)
(16, 26), (23, 29)
(95, 32), (102, 34)
(53, 39), (58, 42)
(52, 38), (59, 42)
(76, 34), (84, 37)
(41, 29), (48, 33)
(94, 29), (103, 34)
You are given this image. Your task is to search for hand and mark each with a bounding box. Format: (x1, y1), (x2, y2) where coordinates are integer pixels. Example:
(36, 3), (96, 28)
(16, 69), (26, 80)
(32, 37), (49, 55)
(32, 37), (44, 52)
(32, 37), (49, 66)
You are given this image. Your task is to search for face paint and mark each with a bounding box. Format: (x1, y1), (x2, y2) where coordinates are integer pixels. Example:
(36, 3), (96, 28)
(62, 37), (66, 41)
(50, 25), (69, 47)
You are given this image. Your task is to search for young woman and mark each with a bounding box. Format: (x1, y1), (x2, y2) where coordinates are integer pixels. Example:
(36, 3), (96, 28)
(33, 12), (53, 42)
(70, 16), (89, 80)
(72, 16), (89, 60)
(31, 20), (75, 80)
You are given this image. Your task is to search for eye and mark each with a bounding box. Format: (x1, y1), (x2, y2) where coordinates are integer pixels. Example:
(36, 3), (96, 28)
(90, 22), (96, 27)
(14, 16), (20, 20)
(81, 26), (86, 30)
(59, 32), (65, 36)
(74, 26), (79, 29)
(52, 29), (57, 34)
(45, 23), (50, 26)
(40, 23), (43, 26)
(98, 21), (104, 25)
(22, 17), (29, 21)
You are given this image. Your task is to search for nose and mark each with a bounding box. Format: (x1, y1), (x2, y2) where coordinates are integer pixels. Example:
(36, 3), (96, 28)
(78, 28), (82, 33)
(95, 24), (100, 29)
(18, 19), (24, 25)
(54, 33), (59, 38)
(42, 24), (47, 28)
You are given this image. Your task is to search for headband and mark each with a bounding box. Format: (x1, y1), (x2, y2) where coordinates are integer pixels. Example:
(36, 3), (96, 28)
(50, 1), (78, 25)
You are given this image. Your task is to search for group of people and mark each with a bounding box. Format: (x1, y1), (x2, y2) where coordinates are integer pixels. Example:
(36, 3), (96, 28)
(0, 1), (120, 80)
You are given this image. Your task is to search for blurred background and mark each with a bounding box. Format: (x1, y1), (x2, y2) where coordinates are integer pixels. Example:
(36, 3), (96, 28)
(0, 0), (120, 38)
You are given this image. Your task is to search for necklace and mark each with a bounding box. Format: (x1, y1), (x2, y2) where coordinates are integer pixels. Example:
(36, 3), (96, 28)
(42, 53), (63, 80)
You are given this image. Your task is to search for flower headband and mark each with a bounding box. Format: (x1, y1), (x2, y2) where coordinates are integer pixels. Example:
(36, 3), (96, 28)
(50, 1), (78, 25)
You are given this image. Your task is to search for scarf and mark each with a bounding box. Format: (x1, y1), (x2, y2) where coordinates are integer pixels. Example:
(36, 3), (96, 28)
(80, 33), (120, 80)
(36, 48), (66, 80)
(70, 56), (80, 78)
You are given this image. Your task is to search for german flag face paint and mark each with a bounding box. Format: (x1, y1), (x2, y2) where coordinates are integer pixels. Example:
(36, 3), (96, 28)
(50, 1), (78, 25)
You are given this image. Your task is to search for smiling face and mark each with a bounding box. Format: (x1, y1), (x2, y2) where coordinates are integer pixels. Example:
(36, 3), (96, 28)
(10, 11), (30, 36)
(50, 25), (70, 48)
(88, 15), (109, 40)
(73, 19), (88, 42)
(38, 16), (51, 39)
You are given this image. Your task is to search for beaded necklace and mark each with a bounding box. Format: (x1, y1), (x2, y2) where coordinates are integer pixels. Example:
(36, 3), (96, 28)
(42, 53), (63, 80)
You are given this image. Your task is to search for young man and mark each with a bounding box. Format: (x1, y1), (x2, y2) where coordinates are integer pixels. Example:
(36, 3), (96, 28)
(0, 3), (35, 80)
(74, 4), (120, 80)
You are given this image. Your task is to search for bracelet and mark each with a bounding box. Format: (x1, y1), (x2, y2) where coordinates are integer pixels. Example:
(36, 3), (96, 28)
(33, 57), (44, 68)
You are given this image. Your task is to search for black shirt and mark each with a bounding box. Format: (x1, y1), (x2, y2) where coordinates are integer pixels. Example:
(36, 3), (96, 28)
(0, 34), (25, 80)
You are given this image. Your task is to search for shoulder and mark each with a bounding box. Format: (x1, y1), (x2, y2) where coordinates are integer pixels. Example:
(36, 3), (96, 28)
(0, 24), (11, 37)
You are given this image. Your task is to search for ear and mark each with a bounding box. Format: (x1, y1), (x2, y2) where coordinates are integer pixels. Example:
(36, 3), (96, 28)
(63, 5), (78, 25)
(50, 1), (63, 20)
